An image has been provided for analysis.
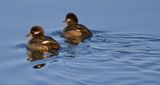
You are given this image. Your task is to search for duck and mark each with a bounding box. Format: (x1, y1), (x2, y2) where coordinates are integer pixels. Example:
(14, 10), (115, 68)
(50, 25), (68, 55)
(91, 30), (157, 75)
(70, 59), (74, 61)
(62, 12), (92, 44)
(26, 26), (60, 61)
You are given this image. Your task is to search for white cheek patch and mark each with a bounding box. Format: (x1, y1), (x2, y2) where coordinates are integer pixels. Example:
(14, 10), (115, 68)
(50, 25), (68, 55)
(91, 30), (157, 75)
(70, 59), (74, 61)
(67, 19), (71, 22)
(42, 41), (51, 44)
(75, 29), (80, 32)
(34, 31), (40, 35)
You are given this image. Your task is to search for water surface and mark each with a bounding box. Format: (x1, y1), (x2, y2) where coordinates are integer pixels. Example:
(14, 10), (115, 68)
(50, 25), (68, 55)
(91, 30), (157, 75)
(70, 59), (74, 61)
(0, 0), (160, 85)
(1, 30), (160, 85)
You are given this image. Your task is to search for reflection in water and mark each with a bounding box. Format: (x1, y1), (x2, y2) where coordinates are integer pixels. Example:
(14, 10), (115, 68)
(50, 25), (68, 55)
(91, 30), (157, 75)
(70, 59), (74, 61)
(26, 48), (59, 62)
(26, 47), (59, 69)
(33, 63), (46, 69)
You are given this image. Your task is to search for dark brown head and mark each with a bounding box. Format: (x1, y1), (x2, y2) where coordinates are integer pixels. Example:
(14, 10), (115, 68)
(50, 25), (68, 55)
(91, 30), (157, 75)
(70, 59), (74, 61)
(27, 26), (44, 38)
(65, 13), (78, 26)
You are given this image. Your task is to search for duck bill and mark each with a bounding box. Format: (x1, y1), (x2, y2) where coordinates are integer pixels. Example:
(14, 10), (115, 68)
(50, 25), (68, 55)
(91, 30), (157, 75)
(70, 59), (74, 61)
(26, 33), (31, 37)
(63, 20), (67, 23)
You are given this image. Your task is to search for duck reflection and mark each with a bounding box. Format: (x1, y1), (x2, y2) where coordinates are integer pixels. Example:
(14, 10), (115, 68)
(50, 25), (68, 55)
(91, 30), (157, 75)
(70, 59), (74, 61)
(33, 63), (46, 69)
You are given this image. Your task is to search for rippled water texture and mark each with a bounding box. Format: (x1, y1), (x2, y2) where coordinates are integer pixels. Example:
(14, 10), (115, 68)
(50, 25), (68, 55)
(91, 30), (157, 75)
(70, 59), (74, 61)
(1, 31), (160, 85)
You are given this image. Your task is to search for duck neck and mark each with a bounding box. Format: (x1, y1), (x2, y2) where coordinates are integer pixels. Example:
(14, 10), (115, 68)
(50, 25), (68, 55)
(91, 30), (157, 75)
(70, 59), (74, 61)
(68, 24), (78, 29)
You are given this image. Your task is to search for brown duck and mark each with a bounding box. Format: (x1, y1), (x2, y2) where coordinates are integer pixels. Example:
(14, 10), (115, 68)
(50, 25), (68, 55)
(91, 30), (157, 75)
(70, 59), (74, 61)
(26, 26), (60, 61)
(62, 13), (92, 44)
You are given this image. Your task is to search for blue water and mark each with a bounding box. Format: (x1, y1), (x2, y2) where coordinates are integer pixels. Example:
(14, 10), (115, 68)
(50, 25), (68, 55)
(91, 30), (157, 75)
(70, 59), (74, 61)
(1, 0), (160, 85)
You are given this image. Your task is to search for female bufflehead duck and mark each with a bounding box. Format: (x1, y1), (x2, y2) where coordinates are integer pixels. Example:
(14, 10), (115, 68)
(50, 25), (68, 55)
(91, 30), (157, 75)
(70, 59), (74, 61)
(27, 26), (60, 61)
(62, 13), (92, 44)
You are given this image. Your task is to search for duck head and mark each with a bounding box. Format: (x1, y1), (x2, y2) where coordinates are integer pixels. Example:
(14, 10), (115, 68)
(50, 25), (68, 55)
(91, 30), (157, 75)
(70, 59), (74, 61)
(27, 26), (44, 38)
(64, 13), (78, 26)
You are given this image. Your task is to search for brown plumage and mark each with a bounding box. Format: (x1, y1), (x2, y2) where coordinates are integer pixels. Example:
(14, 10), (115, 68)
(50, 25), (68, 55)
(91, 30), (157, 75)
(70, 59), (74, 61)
(62, 13), (92, 44)
(27, 26), (60, 61)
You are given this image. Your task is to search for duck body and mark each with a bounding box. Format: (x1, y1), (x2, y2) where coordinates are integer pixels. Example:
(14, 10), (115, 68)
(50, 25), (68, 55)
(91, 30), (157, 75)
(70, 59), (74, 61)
(62, 24), (92, 44)
(27, 36), (60, 52)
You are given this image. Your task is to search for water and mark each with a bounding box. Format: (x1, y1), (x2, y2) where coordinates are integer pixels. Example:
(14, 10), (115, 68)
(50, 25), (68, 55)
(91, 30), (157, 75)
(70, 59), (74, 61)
(1, 0), (160, 85)
(1, 31), (160, 85)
